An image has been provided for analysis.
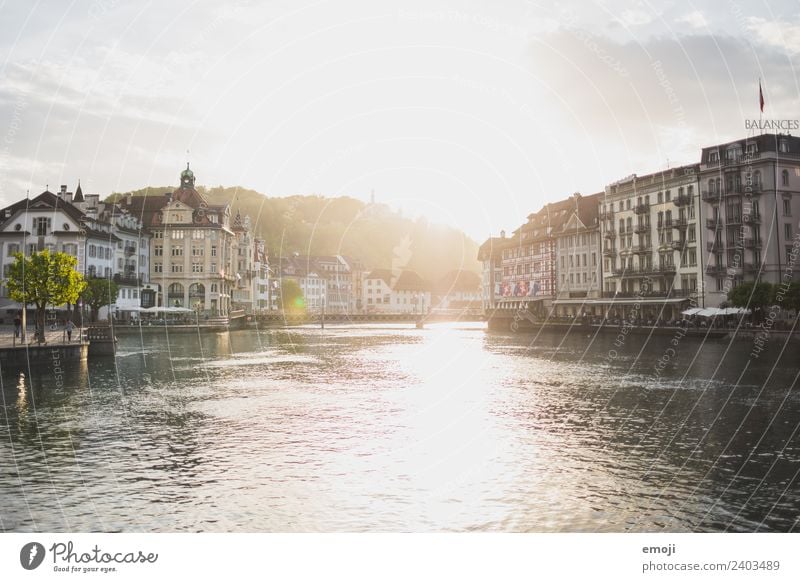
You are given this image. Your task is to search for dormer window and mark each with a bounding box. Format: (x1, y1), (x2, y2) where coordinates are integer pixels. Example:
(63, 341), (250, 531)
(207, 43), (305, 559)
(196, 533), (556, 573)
(779, 139), (789, 153)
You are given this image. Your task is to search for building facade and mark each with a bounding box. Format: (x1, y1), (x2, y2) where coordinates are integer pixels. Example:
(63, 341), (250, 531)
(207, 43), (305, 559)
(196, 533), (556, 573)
(120, 164), (246, 316)
(699, 133), (800, 307)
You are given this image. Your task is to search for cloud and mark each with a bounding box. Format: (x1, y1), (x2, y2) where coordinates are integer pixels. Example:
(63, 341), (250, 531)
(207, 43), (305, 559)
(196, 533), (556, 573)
(746, 16), (800, 55)
(677, 10), (708, 30)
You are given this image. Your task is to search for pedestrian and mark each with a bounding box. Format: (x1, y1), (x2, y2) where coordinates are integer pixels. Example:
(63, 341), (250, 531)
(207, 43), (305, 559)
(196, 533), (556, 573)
(13, 315), (21, 338)
(65, 320), (75, 342)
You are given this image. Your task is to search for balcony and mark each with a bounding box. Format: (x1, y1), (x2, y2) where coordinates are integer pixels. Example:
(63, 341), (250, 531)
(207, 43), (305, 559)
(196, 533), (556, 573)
(706, 241), (724, 252)
(634, 224), (649, 234)
(633, 203), (650, 215)
(602, 248), (617, 257)
(744, 183), (763, 196)
(657, 220), (673, 230)
(604, 230), (616, 239)
(634, 244), (652, 254)
(600, 289), (695, 299)
(671, 240), (686, 251)
(727, 215), (743, 225)
(702, 190), (722, 202)
(124, 245), (136, 257)
(743, 238), (762, 249)
(672, 217), (688, 229)
(113, 273), (142, 286)
(706, 218), (723, 230)
(705, 264), (726, 276)
(745, 213), (761, 224)
(674, 194), (692, 206)
(599, 209), (615, 220)
(657, 263), (677, 274)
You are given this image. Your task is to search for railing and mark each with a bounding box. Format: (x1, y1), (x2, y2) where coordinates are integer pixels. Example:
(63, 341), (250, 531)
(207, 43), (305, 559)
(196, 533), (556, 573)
(112, 273), (142, 286)
(674, 194), (691, 206)
(602, 248), (617, 257)
(600, 289), (695, 299)
(745, 213), (761, 224)
(702, 190), (722, 202)
(604, 230), (616, 239)
(634, 224), (649, 234)
(599, 210), (615, 220)
(706, 241), (723, 252)
(727, 215), (743, 225)
(634, 244), (652, 254)
(705, 264), (726, 275)
(670, 240), (686, 251)
(706, 218), (723, 230)
(672, 217), (688, 228)
(744, 238), (762, 249)
(633, 203), (650, 215)
(124, 245), (136, 256)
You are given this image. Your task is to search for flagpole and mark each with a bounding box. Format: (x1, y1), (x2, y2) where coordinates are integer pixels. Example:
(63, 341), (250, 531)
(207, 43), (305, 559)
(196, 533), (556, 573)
(759, 77), (764, 135)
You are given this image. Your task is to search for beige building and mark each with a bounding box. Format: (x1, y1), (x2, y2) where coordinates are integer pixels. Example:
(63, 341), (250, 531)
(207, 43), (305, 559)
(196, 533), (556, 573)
(120, 164), (248, 316)
(598, 165), (701, 320)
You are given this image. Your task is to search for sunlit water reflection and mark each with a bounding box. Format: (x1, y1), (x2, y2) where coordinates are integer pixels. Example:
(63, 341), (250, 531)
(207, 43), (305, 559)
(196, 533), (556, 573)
(1, 323), (798, 532)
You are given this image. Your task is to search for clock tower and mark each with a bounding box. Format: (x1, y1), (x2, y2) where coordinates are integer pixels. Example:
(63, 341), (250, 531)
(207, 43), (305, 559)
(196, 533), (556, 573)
(180, 162), (195, 189)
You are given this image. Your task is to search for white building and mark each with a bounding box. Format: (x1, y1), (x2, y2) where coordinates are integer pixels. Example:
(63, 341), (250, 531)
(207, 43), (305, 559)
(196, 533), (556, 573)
(363, 269), (431, 314)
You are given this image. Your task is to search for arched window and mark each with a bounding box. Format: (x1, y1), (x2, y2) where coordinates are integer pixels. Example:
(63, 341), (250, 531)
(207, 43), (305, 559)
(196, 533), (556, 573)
(168, 283), (184, 296)
(189, 283), (205, 297)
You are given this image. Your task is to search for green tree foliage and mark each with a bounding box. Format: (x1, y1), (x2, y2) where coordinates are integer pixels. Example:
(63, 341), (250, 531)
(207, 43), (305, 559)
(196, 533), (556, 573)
(81, 278), (119, 322)
(280, 279), (304, 313)
(6, 250), (87, 342)
(111, 186), (481, 281)
(728, 281), (773, 310)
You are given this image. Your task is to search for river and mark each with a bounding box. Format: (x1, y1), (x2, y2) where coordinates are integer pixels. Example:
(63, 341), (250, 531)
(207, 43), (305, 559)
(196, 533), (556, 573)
(1, 323), (798, 532)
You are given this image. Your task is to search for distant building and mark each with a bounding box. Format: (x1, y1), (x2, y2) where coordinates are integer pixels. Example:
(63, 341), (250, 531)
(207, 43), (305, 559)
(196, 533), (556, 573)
(477, 233), (509, 311)
(433, 270), (482, 311)
(698, 133), (800, 307)
(0, 184), (151, 320)
(597, 165), (701, 320)
(551, 192), (603, 317)
(119, 164), (247, 316)
(279, 255), (327, 312)
(363, 269), (430, 314)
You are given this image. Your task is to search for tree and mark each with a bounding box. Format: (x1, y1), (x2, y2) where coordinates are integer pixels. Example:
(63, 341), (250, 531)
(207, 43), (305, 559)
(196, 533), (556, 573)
(279, 279), (305, 313)
(6, 250), (87, 343)
(81, 278), (119, 322)
(728, 281), (774, 322)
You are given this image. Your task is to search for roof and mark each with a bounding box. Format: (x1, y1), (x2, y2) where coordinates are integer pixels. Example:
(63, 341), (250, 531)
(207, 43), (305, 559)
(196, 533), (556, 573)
(365, 269), (429, 291)
(0, 190), (85, 226)
(435, 270), (481, 293)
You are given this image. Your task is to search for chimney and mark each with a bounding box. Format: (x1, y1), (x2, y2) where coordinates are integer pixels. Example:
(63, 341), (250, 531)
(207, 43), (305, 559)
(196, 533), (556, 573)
(126, 193), (132, 206)
(59, 185), (67, 199)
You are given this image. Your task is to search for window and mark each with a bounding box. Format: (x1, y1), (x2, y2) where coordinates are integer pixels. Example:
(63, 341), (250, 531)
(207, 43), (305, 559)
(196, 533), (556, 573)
(34, 217), (50, 236)
(788, 247), (795, 264)
(7, 243), (19, 256)
(709, 151), (719, 162)
(783, 198), (791, 216)
(154, 246), (163, 256)
(780, 140), (789, 153)
(785, 223), (793, 240)
(105, 248), (112, 260)
(171, 247), (183, 256)
(88, 244), (96, 258)
(665, 190), (671, 202)
(211, 283), (218, 293)
(211, 246), (217, 257)
(192, 263), (204, 273)
(154, 262), (163, 273)
(688, 204), (695, 219)
(171, 230), (184, 239)
(782, 169), (789, 187)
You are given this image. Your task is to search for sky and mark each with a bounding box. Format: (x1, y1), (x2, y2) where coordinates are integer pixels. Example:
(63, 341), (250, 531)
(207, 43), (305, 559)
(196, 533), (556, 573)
(1, 0), (799, 241)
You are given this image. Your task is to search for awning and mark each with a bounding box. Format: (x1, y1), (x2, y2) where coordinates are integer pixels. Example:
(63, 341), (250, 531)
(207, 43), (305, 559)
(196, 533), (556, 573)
(720, 307), (751, 315)
(681, 307), (703, 315)
(553, 297), (690, 305)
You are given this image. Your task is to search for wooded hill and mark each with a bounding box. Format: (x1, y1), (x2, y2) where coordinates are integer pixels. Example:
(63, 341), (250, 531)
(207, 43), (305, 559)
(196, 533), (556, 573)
(109, 186), (480, 282)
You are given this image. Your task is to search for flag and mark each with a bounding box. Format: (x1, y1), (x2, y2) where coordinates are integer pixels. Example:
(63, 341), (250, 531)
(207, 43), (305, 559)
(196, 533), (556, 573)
(759, 80), (764, 113)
